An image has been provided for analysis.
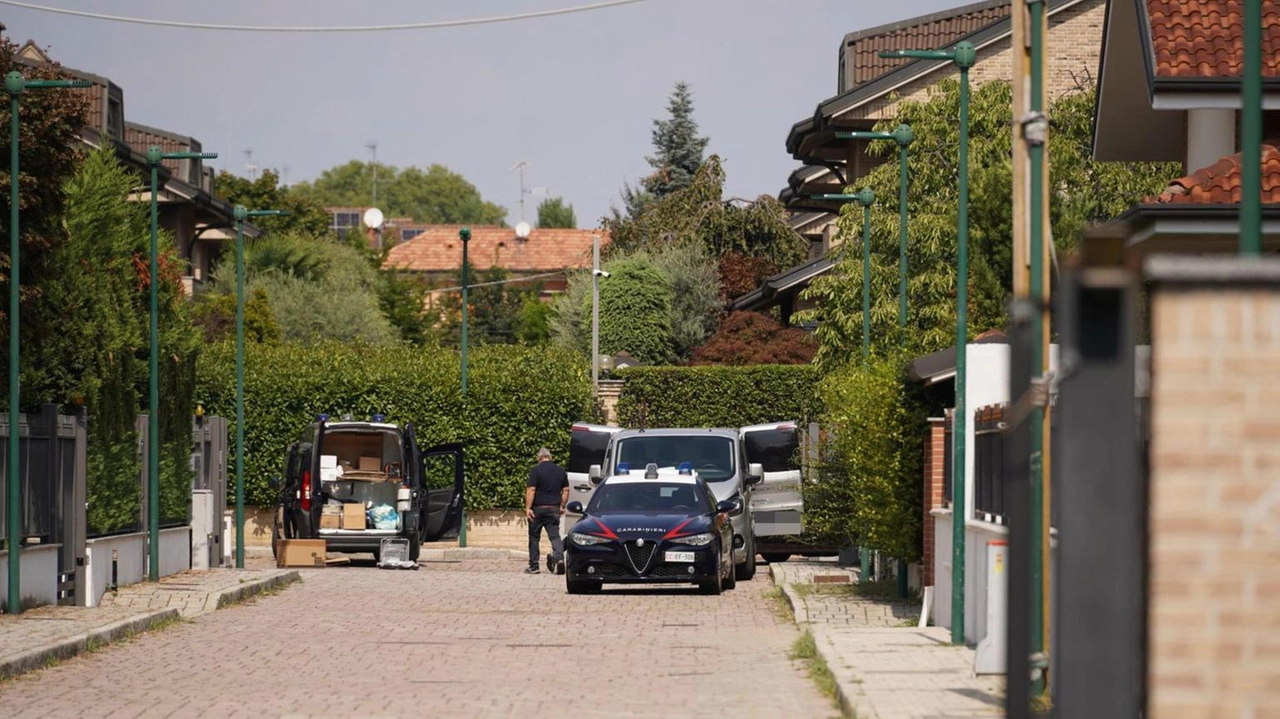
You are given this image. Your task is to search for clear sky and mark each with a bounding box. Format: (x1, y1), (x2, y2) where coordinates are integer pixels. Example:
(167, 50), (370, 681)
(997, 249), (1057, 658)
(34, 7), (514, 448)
(2, 0), (961, 227)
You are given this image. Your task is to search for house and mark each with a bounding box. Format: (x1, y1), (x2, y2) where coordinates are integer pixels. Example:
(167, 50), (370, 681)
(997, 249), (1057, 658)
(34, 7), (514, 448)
(383, 225), (607, 297)
(734, 0), (1107, 317)
(14, 40), (254, 296)
(325, 206), (430, 248)
(1088, 0), (1280, 257)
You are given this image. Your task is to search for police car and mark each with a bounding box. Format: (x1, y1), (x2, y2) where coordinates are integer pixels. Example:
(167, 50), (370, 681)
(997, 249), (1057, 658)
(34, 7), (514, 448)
(562, 462), (739, 595)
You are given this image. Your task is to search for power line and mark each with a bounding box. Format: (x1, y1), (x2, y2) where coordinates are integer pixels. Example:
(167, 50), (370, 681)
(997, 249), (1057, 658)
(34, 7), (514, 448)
(0, 0), (661, 32)
(428, 269), (568, 293)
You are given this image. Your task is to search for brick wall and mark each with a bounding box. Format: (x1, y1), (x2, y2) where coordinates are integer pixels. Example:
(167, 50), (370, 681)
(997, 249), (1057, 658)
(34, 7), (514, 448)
(848, 0), (1105, 124)
(1147, 259), (1280, 716)
(922, 418), (948, 587)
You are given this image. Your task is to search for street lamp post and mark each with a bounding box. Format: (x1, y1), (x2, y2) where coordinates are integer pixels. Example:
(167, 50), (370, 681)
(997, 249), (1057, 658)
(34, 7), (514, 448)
(232, 206), (287, 570)
(5, 71), (91, 614)
(458, 226), (470, 548)
(880, 41), (976, 646)
(146, 146), (216, 582)
(591, 234), (601, 392)
(1242, 0), (1262, 256)
(835, 125), (914, 331)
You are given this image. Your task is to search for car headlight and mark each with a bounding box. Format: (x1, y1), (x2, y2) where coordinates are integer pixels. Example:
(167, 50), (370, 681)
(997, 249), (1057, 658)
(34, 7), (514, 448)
(571, 532), (608, 546)
(669, 533), (714, 547)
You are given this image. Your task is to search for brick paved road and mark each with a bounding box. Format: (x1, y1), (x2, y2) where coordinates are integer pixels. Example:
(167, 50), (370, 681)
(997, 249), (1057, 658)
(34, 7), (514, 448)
(0, 560), (832, 718)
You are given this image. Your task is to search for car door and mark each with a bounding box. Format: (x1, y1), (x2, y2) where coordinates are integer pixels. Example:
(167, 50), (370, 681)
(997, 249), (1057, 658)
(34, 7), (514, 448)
(740, 423), (803, 537)
(419, 440), (465, 541)
(563, 424), (621, 534)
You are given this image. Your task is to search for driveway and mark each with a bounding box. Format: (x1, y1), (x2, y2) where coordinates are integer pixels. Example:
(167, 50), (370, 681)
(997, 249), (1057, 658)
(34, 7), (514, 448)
(0, 558), (832, 718)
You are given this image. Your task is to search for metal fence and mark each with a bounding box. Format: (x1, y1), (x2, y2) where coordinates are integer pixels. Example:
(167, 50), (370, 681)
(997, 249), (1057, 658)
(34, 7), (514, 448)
(0, 405), (88, 605)
(973, 404), (1007, 523)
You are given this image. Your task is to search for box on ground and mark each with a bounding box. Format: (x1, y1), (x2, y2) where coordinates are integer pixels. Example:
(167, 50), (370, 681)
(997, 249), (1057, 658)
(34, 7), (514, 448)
(277, 539), (326, 568)
(341, 503), (366, 530)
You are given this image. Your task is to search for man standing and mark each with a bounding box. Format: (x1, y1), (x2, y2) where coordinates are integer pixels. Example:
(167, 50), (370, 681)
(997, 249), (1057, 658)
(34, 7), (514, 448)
(525, 447), (569, 575)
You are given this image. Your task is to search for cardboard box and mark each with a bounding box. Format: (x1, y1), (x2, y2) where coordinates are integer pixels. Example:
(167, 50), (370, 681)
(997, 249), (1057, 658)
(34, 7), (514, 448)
(320, 454), (338, 469)
(358, 455), (382, 472)
(277, 539), (326, 568)
(341, 503), (366, 530)
(319, 512), (341, 529)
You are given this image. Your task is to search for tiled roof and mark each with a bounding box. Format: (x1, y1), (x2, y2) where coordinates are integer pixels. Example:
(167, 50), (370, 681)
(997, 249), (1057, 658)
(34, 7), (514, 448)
(384, 225), (608, 273)
(846, 1), (1010, 87)
(1147, 0), (1280, 78)
(1149, 141), (1280, 204)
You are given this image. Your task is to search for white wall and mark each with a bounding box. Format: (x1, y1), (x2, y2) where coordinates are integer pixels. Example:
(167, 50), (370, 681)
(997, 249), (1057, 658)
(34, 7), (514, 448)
(159, 527), (190, 577)
(85, 533), (146, 607)
(0, 544), (61, 609)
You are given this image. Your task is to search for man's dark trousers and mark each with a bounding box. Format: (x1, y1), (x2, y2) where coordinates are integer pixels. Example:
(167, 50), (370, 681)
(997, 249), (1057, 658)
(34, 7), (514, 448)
(529, 507), (563, 570)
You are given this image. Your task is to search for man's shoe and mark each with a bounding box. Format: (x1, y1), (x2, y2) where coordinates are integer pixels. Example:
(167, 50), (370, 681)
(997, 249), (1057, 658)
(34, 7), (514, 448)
(555, 558), (566, 576)
(546, 554), (556, 574)
(524, 566), (540, 574)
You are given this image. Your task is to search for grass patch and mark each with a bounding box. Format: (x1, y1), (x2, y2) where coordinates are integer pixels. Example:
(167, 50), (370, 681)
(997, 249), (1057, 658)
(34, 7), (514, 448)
(790, 630), (839, 707)
(762, 585), (795, 623)
(805, 579), (918, 601)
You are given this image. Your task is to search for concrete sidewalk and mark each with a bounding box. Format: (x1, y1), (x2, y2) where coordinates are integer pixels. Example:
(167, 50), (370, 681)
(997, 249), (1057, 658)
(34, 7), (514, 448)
(0, 567), (298, 681)
(771, 560), (1004, 718)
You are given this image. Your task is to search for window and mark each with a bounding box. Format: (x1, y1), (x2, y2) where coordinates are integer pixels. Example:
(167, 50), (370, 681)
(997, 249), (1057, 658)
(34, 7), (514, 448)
(330, 211), (361, 229)
(401, 228), (423, 241)
(615, 436), (735, 482)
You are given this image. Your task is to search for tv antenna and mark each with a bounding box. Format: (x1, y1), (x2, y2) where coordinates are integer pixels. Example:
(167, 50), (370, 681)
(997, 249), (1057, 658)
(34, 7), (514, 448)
(242, 148), (257, 181)
(510, 160), (548, 224)
(366, 141), (378, 207)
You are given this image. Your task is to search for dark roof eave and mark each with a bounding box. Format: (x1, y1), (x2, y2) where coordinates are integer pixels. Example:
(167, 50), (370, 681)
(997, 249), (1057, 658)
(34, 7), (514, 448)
(840, 0), (1008, 46)
(1151, 77), (1280, 93)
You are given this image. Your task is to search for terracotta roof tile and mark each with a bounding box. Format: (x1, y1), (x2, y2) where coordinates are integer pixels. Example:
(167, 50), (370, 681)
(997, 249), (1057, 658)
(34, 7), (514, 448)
(850, 3), (1010, 86)
(1149, 141), (1280, 204)
(383, 225), (608, 273)
(1147, 1), (1280, 78)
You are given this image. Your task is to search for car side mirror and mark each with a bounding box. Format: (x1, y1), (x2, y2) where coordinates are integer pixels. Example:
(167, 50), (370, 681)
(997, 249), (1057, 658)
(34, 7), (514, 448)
(588, 464), (603, 485)
(716, 499), (743, 517)
(745, 463), (764, 486)
(566, 501), (585, 515)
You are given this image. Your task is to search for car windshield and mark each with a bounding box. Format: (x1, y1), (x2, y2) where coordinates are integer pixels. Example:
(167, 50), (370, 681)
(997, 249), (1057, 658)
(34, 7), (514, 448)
(615, 436), (735, 482)
(588, 482), (709, 514)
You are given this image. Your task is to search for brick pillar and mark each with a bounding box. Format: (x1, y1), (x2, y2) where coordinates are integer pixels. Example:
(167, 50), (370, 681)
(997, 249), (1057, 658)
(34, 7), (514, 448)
(1146, 257), (1280, 717)
(922, 418), (947, 587)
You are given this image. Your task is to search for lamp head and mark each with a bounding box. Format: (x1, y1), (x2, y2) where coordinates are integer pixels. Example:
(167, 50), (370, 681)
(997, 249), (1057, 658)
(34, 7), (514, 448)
(953, 41), (977, 69)
(459, 226), (471, 242)
(892, 123), (914, 147)
(146, 145), (163, 165)
(857, 188), (876, 206)
(233, 204), (248, 222)
(4, 71), (24, 95)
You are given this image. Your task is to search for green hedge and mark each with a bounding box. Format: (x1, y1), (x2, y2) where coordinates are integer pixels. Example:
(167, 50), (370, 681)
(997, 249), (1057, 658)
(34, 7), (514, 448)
(615, 365), (822, 428)
(195, 342), (594, 510)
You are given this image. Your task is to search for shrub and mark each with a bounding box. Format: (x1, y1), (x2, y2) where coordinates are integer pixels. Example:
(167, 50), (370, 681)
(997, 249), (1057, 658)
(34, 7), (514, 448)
(615, 365), (822, 429)
(598, 255), (674, 364)
(691, 311), (817, 365)
(809, 354), (924, 562)
(195, 342), (594, 509)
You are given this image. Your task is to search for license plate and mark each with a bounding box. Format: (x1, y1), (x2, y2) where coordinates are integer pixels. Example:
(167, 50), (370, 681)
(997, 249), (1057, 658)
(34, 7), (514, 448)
(665, 551), (695, 563)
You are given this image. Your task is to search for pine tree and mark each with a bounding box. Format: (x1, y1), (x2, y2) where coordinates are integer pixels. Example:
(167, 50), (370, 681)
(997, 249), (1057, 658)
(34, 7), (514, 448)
(641, 82), (709, 201)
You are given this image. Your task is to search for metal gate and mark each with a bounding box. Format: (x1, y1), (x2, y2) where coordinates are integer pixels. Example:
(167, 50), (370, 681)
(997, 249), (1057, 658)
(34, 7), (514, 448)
(190, 416), (228, 568)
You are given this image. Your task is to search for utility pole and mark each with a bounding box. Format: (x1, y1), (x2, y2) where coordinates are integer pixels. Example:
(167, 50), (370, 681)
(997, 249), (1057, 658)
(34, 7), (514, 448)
(592, 235), (601, 392)
(366, 141), (378, 208)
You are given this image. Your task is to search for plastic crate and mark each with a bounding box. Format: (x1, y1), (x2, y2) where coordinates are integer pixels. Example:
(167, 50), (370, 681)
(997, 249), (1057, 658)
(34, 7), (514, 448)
(378, 537), (411, 568)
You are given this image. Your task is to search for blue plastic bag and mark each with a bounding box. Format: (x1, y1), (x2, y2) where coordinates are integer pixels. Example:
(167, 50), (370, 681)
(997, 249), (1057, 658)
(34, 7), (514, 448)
(370, 504), (400, 530)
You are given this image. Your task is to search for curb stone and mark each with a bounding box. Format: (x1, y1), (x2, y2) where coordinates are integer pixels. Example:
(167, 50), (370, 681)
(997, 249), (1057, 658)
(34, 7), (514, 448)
(0, 608), (179, 681)
(206, 570), (302, 615)
(770, 565), (876, 719)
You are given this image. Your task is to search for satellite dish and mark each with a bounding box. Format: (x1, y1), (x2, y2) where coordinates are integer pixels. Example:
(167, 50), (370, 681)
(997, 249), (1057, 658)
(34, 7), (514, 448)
(363, 207), (385, 229)
(515, 221), (532, 239)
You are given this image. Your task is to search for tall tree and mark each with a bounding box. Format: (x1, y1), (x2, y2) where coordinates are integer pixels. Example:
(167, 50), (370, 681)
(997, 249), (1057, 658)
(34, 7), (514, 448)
(642, 82), (709, 200)
(293, 160), (507, 225)
(800, 80), (1180, 367)
(213, 169), (332, 236)
(537, 197), (577, 229)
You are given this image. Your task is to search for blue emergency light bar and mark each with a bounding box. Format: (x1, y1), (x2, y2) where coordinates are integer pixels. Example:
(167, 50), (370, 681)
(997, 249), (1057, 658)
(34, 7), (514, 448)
(678, 462), (693, 475)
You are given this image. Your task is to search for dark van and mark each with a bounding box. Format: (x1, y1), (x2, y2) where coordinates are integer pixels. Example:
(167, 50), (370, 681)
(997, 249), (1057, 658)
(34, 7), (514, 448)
(272, 416), (464, 562)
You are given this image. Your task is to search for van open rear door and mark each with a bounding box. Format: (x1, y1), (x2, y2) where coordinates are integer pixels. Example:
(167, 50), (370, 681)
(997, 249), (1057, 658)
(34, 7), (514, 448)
(563, 423), (620, 534)
(741, 422), (803, 537)
(420, 442), (464, 541)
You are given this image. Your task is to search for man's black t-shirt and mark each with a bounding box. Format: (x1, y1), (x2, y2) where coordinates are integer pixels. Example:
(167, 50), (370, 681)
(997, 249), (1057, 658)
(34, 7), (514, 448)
(528, 461), (569, 507)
